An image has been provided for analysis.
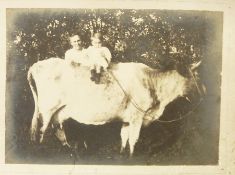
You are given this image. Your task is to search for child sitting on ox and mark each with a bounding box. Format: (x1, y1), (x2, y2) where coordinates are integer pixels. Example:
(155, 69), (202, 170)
(85, 32), (112, 84)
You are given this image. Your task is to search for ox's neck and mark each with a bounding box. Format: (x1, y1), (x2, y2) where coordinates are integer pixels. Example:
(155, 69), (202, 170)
(149, 69), (188, 104)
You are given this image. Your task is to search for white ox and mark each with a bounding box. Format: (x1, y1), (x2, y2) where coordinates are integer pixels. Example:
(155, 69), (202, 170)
(27, 58), (204, 156)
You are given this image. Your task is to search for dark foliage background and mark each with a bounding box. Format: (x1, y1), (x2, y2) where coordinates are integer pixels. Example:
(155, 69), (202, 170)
(6, 9), (222, 165)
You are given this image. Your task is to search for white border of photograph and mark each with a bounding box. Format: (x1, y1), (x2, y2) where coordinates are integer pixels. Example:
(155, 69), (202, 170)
(0, 0), (235, 175)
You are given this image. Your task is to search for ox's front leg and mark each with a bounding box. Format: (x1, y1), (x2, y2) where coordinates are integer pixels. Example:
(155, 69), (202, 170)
(120, 122), (129, 154)
(128, 118), (143, 156)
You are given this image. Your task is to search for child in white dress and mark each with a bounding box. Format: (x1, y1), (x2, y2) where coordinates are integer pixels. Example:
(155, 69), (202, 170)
(85, 33), (112, 83)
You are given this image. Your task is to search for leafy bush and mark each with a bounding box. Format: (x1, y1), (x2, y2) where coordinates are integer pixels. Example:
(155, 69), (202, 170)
(8, 9), (206, 68)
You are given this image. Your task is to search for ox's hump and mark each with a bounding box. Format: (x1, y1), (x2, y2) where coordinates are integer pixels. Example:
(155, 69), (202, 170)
(31, 58), (65, 72)
(29, 58), (66, 81)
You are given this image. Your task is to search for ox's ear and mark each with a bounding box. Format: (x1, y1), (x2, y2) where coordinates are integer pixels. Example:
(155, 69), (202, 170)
(190, 60), (202, 71)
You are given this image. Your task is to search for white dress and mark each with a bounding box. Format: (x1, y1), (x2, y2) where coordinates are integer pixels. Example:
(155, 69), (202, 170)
(85, 46), (112, 70)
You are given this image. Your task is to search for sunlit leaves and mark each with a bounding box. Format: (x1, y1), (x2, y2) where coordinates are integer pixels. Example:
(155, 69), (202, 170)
(9, 9), (205, 68)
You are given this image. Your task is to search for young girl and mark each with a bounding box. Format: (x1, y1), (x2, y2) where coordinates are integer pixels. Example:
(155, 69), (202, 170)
(85, 33), (112, 83)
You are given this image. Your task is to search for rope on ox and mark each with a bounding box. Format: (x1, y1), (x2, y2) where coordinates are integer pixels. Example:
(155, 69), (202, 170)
(109, 68), (204, 123)
(109, 71), (147, 114)
(155, 97), (204, 123)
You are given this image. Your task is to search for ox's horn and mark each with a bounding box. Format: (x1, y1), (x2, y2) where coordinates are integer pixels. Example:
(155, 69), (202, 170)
(191, 60), (202, 70)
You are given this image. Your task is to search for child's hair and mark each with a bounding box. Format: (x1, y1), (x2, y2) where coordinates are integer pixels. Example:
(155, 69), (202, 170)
(91, 32), (103, 41)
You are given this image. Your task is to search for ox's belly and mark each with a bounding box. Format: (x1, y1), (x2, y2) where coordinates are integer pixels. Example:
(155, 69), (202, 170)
(57, 102), (124, 125)
(57, 86), (127, 125)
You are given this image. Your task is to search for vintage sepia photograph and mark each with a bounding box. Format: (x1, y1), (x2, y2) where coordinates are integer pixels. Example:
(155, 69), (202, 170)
(5, 8), (223, 166)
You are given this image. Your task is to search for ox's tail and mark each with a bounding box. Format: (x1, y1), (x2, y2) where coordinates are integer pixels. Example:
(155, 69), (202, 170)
(27, 67), (39, 142)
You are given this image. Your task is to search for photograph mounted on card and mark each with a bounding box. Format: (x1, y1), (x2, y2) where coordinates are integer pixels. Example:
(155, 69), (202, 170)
(5, 8), (222, 166)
